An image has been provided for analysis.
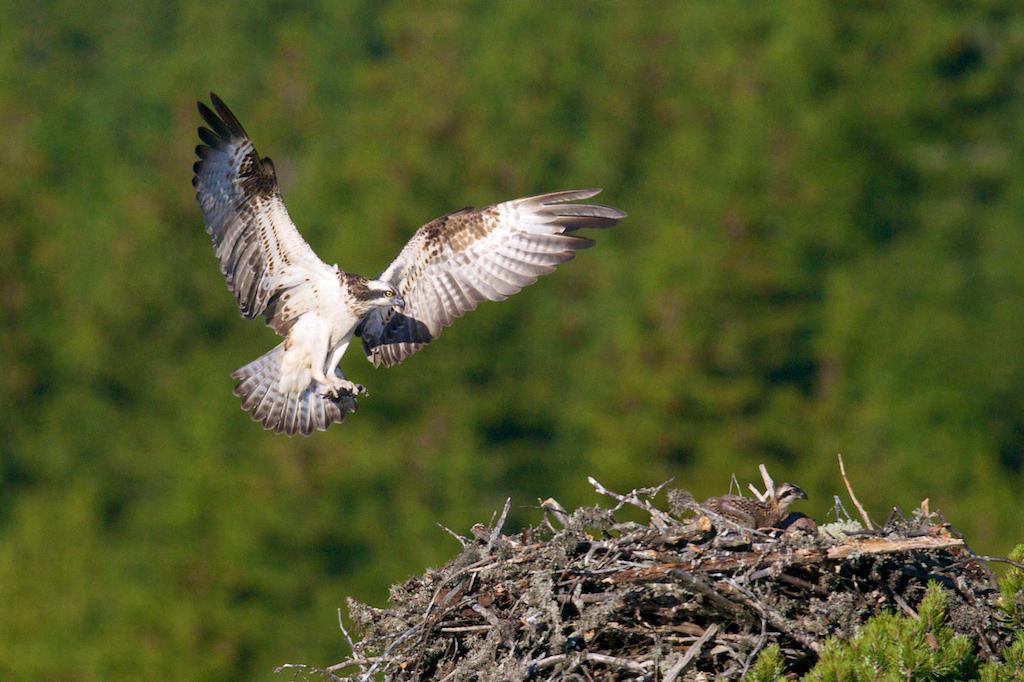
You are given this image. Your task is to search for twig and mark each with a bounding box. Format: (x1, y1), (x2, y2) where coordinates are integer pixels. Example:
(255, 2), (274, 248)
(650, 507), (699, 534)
(777, 572), (826, 596)
(485, 497), (512, 554)
(663, 623), (718, 682)
(830, 494), (853, 523)
(336, 608), (364, 673)
(587, 476), (674, 531)
(838, 453), (874, 530)
(974, 555), (1024, 571)
(739, 618), (768, 679)
(274, 663), (310, 673)
(722, 580), (821, 653)
(758, 463), (775, 500)
(745, 463), (776, 501)
(325, 657), (384, 673)
(531, 652), (651, 674)
(581, 652), (651, 673)
(955, 540), (1000, 586)
(439, 624), (493, 633)
(437, 523), (468, 546)
(471, 603), (503, 630)
(825, 535), (963, 559)
(892, 592), (918, 619)
(667, 570), (752, 622)
(359, 624), (421, 681)
(540, 497), (571, 528)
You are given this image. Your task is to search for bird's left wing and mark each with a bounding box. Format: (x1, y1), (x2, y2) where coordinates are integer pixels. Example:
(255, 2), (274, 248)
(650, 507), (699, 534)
(358, 189), (625, 367)
(193, 93), (333, 334)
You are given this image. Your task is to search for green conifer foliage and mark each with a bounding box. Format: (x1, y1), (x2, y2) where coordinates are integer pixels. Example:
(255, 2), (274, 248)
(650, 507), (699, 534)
(744, 644), (786, 681)
(806, 584), (977, 681)
(978, 633), (1024, 682)
(996, 544), (1024, 629)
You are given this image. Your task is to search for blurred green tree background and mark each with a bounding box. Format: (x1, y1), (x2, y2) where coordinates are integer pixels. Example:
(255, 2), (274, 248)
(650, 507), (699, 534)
(2, 1), (1023, 679)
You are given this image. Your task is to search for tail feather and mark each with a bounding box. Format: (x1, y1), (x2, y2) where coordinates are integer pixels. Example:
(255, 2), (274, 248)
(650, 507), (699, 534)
(231, 344), (357, 435)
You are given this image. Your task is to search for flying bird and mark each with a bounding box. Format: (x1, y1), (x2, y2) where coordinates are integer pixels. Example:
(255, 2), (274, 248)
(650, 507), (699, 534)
(193, 93), (625, 435)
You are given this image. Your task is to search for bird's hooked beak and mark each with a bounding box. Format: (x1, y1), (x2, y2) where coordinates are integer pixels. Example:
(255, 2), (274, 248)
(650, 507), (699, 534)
(391, 296), (406, 311)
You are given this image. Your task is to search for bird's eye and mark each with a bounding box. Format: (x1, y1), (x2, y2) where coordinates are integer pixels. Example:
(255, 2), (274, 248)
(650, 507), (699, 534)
(384, 290), (394, 298)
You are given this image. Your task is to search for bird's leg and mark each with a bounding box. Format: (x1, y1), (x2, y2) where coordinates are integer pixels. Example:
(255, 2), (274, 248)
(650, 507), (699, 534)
(316, 340), (366, 397)
(323, 339), (350, 380)
(305, 326), (333, 388)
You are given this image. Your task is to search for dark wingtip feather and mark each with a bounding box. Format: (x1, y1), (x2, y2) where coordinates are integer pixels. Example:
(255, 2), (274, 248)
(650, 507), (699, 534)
(197, 126), (219, 147)
(568, 236), (596, 249)
(539, 203), (625, 232)
(525, 188), (627, 226)
(209, 92), (249, 139)
(593, 205), (627, 220)
(196, 101), (227, 137)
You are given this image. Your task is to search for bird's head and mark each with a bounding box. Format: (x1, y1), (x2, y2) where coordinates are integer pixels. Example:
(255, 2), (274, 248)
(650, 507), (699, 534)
(774, 483), (808, 512)
(345, 274), (406, 314)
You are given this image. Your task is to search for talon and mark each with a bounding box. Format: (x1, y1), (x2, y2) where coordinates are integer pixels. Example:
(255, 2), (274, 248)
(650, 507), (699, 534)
(319, 378), (367, 398)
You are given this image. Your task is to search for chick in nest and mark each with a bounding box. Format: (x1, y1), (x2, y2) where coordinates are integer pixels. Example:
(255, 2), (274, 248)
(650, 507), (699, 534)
(702, 482), (808, 530)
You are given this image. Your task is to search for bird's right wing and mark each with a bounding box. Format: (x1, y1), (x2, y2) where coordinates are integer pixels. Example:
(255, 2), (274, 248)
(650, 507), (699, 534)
(193, 93), (334, 334)
(358, 189), (625, 367)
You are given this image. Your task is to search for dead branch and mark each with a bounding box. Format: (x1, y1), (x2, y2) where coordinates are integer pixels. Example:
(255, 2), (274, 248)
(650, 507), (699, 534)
(587, 476), (674, 531)
(484, 497), (512, 554)
(838, 453), (874, 530)
(663, 623), (718, 682)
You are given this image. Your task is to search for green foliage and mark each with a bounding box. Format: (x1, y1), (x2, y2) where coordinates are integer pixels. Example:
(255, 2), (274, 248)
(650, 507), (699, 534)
(751, 585), (1024, 680)
(2, 1), (1024, 679)
(996, 544), (1024, 628)
(806, 584), (977, 681)
(979, 633), (1024, 682)
(744, 644), (786, 681)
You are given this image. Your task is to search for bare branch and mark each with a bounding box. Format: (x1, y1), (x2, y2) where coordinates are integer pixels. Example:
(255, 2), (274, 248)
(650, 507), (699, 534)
(437, 523), (468, 546)
(485, 497), (512, 554)
(663, 623), (718, 682)
(838, 453), (874, 530)
(748, 483), (769, 502)
(540, 497), (571, 528)
(758, 463), (775, 499)
(587, 476), (674, 531)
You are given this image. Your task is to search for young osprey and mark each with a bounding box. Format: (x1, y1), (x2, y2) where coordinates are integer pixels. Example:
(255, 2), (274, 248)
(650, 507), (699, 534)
(701, 483), (808, 530)
(193, 94), (625, 436)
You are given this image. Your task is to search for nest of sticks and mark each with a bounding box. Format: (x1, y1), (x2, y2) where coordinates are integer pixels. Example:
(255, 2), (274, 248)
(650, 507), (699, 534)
(281, 461), (1019, 680)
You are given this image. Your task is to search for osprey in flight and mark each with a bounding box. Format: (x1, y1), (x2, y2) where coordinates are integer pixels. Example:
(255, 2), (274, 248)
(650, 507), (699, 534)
(193, 93), (625, 435)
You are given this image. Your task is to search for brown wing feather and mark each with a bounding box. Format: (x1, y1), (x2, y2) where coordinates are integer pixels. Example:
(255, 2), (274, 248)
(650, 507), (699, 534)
(359, 189), (625, 367)
(193, 93), (328, 330)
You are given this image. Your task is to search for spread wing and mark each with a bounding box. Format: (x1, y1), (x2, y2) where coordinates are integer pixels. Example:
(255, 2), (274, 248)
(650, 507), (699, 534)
(193, 93), (335, 335)
(358, 189), (625, 367)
